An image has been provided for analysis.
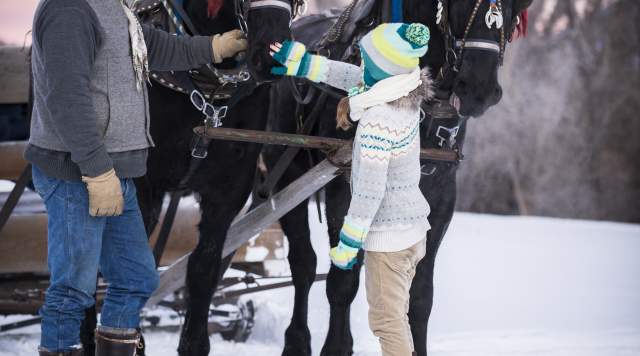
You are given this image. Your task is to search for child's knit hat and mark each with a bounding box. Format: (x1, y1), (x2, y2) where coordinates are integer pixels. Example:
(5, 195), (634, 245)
(359, 23), (430, 87)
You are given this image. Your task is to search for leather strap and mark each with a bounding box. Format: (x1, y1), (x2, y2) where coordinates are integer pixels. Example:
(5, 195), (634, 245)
(255, 90), (329, 200)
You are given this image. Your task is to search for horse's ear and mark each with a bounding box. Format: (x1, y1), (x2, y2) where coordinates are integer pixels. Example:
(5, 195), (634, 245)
(437, 0), (449, 33)
(508, 0), (532, 40)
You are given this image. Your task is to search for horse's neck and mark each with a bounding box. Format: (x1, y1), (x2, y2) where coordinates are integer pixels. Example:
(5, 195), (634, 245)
(405, 0), (445, 76)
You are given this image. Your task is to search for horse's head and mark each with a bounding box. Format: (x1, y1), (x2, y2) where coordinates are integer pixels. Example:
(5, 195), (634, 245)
(441, 0), (532, 117)
(187, 0), (302, 83)
(240, 0), (306, 82)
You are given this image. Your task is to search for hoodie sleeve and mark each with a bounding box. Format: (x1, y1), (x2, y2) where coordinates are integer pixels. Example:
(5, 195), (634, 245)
(341, 107), (396, 242)
(35, 5), (113, 177)
(142, 24), (214, 71)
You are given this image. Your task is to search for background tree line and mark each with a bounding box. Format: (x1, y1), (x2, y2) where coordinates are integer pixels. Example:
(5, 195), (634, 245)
(456, 0), (640, 223)
(308, 0), (639, 222)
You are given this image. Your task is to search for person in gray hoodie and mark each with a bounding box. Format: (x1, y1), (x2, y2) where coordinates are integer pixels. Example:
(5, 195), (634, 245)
(27, 0), (247, 354)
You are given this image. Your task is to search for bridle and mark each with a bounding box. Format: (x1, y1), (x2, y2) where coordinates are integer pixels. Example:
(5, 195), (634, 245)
(235, 0), (307, 34)
(437, 0), (507, 74)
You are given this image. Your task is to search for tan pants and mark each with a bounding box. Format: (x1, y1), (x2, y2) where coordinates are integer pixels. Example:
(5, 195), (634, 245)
(365, 240), (427, 356)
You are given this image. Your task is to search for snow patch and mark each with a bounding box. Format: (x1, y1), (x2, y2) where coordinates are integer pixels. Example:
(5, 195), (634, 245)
(1, 211), (639, 355)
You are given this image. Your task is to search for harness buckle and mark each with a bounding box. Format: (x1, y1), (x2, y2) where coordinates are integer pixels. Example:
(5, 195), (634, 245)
(190, 134), (210, 159)
(435, 125), (460, 148)
(205, 106), (228, 128)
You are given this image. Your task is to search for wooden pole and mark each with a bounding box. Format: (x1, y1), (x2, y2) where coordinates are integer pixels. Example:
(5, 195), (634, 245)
(196, 127), (461, 162)
(0, 141), (29, 180)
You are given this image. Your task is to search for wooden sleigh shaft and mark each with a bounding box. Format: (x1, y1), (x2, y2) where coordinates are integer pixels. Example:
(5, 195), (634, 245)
(194, 126), (461, 162)
(146, 144), (351, 307)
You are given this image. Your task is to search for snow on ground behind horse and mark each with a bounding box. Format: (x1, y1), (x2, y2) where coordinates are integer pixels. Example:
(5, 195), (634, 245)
(1, 205), (639, 355)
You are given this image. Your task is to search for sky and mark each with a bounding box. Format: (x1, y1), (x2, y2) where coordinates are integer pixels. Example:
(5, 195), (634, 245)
(0, 0), (39, 45)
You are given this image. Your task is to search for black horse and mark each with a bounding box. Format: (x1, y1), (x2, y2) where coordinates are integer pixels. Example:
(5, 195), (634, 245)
(133, 0), (298, 354)
(266, 0), (533, 355)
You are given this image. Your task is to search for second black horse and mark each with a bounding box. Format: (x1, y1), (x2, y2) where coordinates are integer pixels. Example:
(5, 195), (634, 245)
(266, 0), (533, 355)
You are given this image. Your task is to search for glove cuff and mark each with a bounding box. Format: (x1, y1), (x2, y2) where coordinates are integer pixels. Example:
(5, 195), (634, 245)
(299, 54), (328, 82)
(211, 34), (224, 64)
(82, 168), (117, 183)
(339, 218), (367, 249)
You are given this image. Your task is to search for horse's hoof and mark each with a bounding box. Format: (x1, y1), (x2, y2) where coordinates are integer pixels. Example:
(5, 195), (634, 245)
(282, 344), (311, 356)
(319, 351), (354, 356)
(319, 346), (354, 356)
(177, 338), (210, 356)
(282, 325), (311, 356)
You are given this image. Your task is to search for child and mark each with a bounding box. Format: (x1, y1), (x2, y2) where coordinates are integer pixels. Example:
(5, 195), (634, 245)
(270, 22), (432, 356)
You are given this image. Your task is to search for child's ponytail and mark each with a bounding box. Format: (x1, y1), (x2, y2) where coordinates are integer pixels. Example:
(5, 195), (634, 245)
(336, 97), (352, 131)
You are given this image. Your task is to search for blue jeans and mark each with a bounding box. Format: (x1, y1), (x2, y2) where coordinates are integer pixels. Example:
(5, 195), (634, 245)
(32, 166), (159, 352)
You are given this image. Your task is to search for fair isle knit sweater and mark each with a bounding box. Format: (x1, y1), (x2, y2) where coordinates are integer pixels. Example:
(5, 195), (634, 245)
(323, 61), (432, 252)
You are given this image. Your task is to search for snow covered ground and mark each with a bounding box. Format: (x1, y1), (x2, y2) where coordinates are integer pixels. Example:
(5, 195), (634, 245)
(1, 205), (639, 355)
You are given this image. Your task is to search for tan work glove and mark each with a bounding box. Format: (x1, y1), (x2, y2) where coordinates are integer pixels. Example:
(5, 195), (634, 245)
(211, 29), (248, 63)
(81, 169), (124, 217)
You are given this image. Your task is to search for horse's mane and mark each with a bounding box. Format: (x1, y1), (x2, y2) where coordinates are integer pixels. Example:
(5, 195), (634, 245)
(513, 10), (528, 39)
(208, 0), (224, 17)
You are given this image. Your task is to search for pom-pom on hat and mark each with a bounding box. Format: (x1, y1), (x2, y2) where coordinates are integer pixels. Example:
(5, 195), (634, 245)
(360, 23), (430, 87)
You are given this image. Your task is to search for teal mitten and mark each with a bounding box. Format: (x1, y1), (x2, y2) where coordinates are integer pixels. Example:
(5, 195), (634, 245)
(270, 40), (328, 82)
(330, 242), (359, 270)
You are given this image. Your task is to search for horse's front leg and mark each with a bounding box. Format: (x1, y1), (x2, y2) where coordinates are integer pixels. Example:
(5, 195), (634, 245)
(409, 162), (458, 356)
(274, 157), (319, 356)
(321, 177), (360, 356)
(177, 196), (234, 356)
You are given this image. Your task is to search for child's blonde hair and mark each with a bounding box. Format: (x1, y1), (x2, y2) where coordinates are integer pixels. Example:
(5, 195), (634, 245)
(336, 97), (352, 131)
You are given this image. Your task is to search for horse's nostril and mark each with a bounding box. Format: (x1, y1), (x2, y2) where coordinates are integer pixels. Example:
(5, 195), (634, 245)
(491, 85), (503, 105)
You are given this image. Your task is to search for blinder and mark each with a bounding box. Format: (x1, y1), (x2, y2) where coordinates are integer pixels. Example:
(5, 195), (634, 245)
(235, 0), (306, 34)
(437, 0), (516, 72)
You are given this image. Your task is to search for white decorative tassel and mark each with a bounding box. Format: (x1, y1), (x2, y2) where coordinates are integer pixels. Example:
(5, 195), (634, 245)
(120, 0), (150, 91)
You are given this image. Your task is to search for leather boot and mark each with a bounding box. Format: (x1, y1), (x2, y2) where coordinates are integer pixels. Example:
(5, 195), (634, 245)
(95, 328), (140, 356)
(38, 347), (83, 356)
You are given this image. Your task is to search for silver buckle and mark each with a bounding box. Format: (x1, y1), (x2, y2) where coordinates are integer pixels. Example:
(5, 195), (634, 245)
(205, 106), (228, 128)
(435, 125), (459, 148)
(191, 90), (227, 127)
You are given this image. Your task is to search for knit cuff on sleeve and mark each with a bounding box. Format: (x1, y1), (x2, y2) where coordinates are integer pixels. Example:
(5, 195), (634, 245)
(76, 147), (114, 178)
